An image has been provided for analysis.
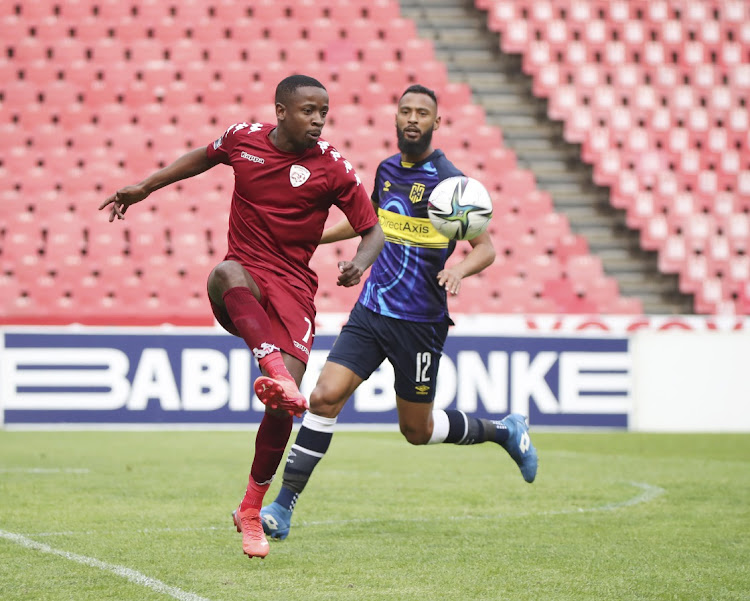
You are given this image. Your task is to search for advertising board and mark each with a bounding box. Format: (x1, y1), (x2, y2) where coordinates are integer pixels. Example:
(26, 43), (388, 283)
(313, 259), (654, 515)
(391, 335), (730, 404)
(0, 328), (629, 428)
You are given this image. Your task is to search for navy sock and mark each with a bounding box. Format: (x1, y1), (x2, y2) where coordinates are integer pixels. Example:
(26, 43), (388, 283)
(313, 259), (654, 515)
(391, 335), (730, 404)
(492, 419), (510, 445)
(276, 417), (335, 512)
(443, 410), (510, 445)
(275, 486), (299, 513)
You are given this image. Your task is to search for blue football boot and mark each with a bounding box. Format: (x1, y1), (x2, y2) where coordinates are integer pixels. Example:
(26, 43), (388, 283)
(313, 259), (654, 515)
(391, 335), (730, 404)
(500, 413), (538, 483)
(260, 501), (292, 540)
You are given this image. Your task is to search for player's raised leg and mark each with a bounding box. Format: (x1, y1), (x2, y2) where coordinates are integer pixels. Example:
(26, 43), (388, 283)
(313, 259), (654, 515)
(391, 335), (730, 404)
(207, 261), (310, 556)
(390, 316), (537, 483)
(402, 400), (538, 483)
(208, 261), (309, 418)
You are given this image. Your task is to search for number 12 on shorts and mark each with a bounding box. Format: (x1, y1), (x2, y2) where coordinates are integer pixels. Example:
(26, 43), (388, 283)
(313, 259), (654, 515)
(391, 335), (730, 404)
(415, 352), (431, 383)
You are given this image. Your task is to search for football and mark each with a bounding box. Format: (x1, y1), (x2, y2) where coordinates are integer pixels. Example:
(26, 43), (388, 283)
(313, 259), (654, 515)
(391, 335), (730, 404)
(427, 176), (493, 240)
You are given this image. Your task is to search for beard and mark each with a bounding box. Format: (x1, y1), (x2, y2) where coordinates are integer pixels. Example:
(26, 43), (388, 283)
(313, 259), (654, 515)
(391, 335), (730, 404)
(396, 126), (433, 157)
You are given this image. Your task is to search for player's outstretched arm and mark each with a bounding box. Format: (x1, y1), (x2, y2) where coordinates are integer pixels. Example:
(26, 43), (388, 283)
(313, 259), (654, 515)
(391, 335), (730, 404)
(437, 230), (496, 296)
(321, 201), (379, 244)
(99, 147), (220, 222)
(335, 223), (385, 287)
(320, 218), (357, 244)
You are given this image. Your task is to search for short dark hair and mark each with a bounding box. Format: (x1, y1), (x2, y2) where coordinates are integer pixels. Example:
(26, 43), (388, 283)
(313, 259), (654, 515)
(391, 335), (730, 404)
(275, 74), (326, 104)
(399, 84), (438, 108)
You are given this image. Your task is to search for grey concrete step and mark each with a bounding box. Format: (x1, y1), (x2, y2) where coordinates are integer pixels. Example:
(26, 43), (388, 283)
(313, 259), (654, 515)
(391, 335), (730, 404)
(452, 71), (512, 89)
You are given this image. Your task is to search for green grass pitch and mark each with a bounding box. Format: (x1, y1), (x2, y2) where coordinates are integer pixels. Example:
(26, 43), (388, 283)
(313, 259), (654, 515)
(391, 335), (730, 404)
(1, 430), (748, 601)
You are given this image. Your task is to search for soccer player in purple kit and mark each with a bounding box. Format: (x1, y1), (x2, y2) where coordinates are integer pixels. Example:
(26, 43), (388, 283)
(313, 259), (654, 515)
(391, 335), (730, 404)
(260, 84), (538, 542)
(100, 75), (384, 559)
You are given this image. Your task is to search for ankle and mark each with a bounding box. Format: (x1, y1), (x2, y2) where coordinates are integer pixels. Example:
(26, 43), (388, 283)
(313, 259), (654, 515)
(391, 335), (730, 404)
(275, 487), (299, 513)
(258, 351), (291, 380)
(493, 418), (511, 446)
(241, 479), (271, 511)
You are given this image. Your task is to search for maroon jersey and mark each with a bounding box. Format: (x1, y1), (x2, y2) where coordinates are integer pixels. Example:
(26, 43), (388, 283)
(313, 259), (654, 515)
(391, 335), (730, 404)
(206, 122), (378, 297)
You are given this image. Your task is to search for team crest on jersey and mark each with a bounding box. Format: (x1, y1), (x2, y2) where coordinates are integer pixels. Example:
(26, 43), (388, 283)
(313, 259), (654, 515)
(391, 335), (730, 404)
(409, 182), (426, 203)
(290, 165), (311, 187)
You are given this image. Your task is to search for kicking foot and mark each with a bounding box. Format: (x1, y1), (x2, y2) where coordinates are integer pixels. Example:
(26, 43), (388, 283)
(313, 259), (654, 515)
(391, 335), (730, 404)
(254, 375), (309, 418)
(500, 414), (538, 483)
(260, 502), (292, 540)
(232, 505), (270, 558)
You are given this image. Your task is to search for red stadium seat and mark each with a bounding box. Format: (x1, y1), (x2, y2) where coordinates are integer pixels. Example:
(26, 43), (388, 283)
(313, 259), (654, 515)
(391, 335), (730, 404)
(564, 255), (604, 285)
(524, 254), (563, 281)
(380, 17), (417, 41)
(320, 0), (363, 22)
(497, 169), (537, 208)
(343, 18), (382, 44)
(0, 0), (658, 322)
(486, 0), (750, 313)
(532, 211), (569, 241)
(365, 0), (401, 22)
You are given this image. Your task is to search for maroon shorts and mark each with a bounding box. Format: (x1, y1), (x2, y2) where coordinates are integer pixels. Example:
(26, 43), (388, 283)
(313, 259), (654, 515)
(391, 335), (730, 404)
(210, 268), (316, 365)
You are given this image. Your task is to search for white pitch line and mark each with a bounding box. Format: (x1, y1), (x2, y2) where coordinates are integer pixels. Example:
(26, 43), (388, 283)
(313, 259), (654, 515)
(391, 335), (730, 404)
(0, 468), (90, 474)
(589, 480), (665, 511)
(297, 481), (665, 527)
(0, 529), (213, 601)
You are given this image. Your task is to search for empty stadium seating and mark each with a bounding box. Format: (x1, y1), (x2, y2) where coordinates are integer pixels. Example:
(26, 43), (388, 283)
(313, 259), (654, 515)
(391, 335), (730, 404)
(480, 0), (749, 314)
(1, 0), (648, 326)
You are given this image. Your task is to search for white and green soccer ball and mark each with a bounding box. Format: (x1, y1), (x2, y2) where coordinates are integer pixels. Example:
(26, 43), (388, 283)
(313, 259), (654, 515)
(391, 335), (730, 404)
(427, 176), (493, 240)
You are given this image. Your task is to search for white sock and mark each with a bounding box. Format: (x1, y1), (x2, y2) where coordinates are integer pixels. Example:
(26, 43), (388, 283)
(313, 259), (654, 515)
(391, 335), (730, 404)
(427, 409), (450, 444)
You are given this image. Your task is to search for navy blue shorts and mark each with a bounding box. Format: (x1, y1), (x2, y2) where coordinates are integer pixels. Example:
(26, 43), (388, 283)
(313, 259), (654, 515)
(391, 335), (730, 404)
(327, 302), (451, 403)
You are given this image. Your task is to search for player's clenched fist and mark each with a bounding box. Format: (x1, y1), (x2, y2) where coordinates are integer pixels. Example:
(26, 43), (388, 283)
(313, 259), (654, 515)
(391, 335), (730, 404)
(336, 261), (365, 287)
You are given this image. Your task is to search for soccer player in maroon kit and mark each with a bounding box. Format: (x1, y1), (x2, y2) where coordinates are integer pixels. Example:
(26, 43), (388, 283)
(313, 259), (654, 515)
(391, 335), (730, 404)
(99, 75), (384, 559)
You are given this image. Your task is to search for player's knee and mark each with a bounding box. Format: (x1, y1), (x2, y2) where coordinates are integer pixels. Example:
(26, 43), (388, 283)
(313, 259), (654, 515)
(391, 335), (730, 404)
(400, 423), (431, 446)
(308, 384), (343, 419)
(208, 261), (251, 292)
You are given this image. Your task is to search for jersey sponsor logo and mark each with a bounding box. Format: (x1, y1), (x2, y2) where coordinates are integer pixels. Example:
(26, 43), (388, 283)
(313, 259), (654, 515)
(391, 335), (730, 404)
(290, 165), (311, 187)
(409, 183), (426, 204)
(415, 384), (430, 396)
(252, 342), (279, 359)
(293, 340), (310, 356)
(240, 151), (265, 164)
(213, 137), (223, 150)
(377, 208), (450, 248)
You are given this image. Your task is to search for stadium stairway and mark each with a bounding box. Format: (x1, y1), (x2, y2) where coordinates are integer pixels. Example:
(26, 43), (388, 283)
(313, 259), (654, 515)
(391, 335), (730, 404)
(398, 0), (694, 314)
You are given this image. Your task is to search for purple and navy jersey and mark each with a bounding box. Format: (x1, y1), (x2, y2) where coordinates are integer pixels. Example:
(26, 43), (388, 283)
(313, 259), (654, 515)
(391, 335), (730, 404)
(358, 150), (462, 322)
